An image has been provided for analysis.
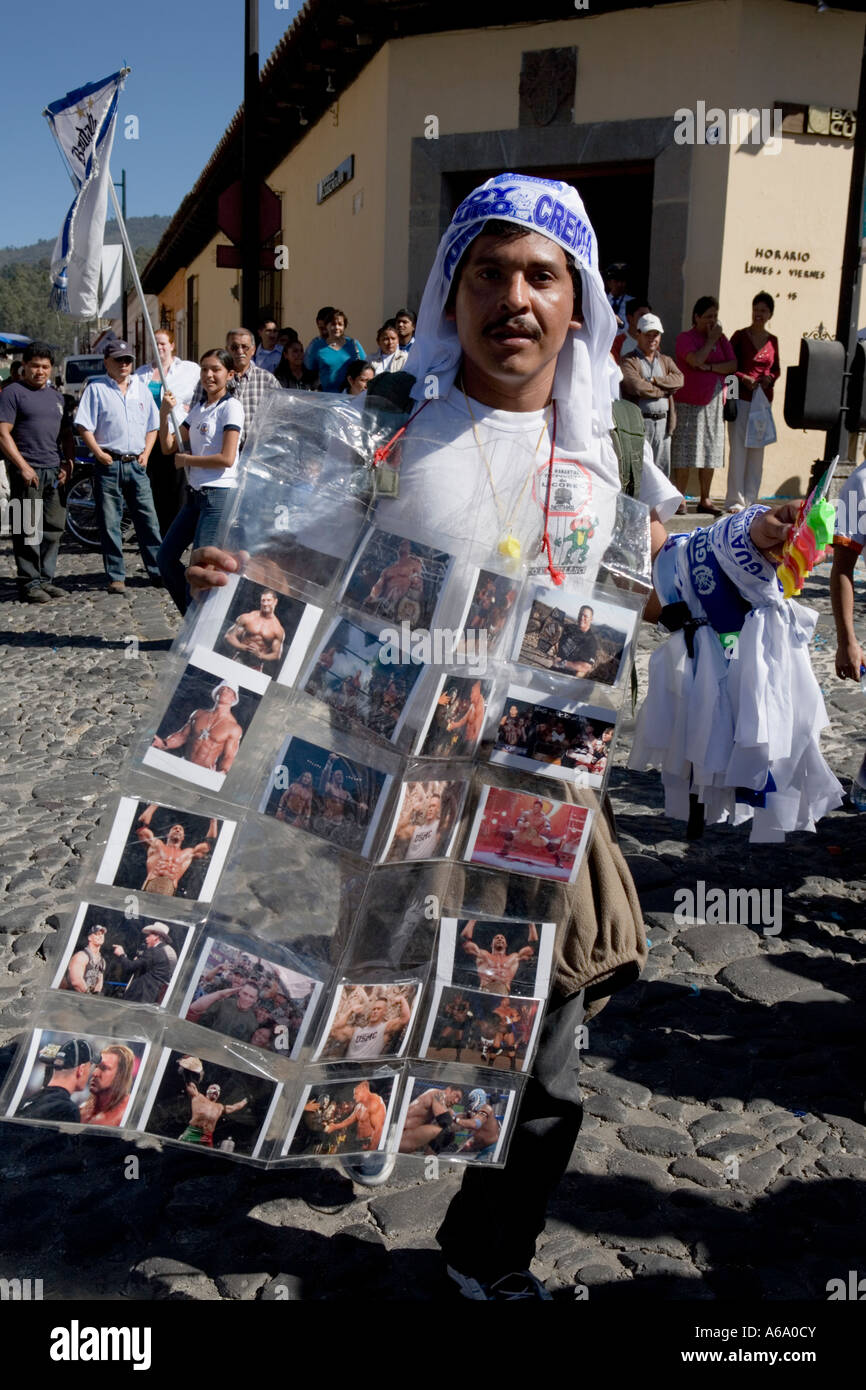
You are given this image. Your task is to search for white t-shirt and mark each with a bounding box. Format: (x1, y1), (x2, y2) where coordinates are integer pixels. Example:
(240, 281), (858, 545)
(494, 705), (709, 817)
(378, 390), (679, 583)
(184, 395), (244, 490)
(346, 1020), (388, 1059)
(405, 819), (441, 860)
(135, 357), (201, 415)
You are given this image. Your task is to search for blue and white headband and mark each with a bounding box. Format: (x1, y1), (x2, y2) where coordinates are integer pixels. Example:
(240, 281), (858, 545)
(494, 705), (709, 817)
(405, 173), (619, 457)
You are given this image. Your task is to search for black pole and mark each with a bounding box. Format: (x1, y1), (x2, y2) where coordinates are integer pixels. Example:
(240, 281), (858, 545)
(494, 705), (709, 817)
(120, 169), (129, 343)
(241, 0), (261, 332)
(824, 27), (866, 466)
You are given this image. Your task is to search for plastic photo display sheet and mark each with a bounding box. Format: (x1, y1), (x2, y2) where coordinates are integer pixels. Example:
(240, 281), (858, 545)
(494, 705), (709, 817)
(9, 394), (651, 1166)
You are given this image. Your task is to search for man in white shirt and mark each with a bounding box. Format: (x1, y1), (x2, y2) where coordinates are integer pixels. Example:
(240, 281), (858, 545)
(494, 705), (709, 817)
(75, 340), (162, 593)
(135, 330), (200, 534)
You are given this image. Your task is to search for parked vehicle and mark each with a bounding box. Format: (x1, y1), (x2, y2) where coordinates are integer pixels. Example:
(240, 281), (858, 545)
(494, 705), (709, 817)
(60, 355), (105, 403)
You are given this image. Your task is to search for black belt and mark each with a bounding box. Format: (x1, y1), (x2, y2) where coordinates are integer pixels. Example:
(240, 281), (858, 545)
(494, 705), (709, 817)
(642, 412), (668, 421)
(107, 451), (140, 461)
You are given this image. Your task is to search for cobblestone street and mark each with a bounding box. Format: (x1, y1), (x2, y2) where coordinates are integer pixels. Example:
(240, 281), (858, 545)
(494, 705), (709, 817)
(0, 527), (864, 1302)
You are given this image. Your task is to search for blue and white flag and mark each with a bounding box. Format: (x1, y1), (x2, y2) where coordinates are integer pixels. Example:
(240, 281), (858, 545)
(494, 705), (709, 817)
(44, 70), (126, 317)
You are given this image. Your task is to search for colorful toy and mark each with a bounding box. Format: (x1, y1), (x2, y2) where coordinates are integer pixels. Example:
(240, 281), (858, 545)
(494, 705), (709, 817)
(777, 457), (838, 599)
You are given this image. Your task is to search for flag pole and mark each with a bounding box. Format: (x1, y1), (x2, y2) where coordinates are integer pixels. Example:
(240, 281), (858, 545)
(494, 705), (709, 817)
(107, 177), (182, 439)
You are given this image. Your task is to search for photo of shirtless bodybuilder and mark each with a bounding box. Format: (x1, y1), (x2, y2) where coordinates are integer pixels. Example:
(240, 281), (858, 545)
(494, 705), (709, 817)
(283, 1075), (397, 1158)
(145, 657), (261, 792)
(139, 1049), (280, 1159)
(261, 736), (391, 858)
(436, 917), (556, 999)
(96, 798), (236, 904)
(341, 528), (452, 631)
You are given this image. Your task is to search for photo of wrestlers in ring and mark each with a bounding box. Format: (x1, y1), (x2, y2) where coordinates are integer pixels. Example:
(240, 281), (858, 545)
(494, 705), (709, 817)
(262, 735), (390, 857)
(283, 1076), (397, 1158)
(140, 1050), (279, 1158)
(341, 529), (452, 631)
(396, 1078), (514, 1163)
(10, 1030), (148, 1129)
(490, 692), (616, 787)
(423, 986), (541, 1072)
(52, 902), (191, 1007)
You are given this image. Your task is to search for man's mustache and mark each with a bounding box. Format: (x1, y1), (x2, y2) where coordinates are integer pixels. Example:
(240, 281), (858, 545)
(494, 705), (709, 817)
(483, 316), (541, 340)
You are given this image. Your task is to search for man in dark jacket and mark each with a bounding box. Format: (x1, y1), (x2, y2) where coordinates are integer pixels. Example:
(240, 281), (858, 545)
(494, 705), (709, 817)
(112, 923), (178, 1004)
(17, 1038), (94, 1122)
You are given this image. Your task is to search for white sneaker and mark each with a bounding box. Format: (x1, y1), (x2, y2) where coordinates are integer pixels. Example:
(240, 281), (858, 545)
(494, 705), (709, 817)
(446, 1265), (553, 1300)
(339, 1152), (397, 1187)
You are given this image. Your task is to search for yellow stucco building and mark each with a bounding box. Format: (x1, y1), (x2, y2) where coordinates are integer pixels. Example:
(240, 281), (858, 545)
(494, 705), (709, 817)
(141, 0), (865, 497)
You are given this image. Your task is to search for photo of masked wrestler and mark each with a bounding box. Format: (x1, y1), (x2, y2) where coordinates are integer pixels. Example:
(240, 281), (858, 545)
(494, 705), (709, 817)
(261, 736), (391, 858)
(461, 569), (518, 659)
(139, 1050), (280, 1158)
(52, 902), (192, 1007)
(7, 1029), (148, 1130)
(282, 1076), (397, 1158)
(145, 657), (261, 792)
(304, 617), (424, 742)
(422, 985), (541, 1072)
(179, 936), (321, 1058)
(466, 787), (592, 884)
(96, 798), (236, 904)
(314, 981), (420, 1061)
(489, 690), (616, 787)
(417, 675), (491, 759)
(437, 917), (555, 999)
(517, 588), (637, 687)
(341, 529), (452, 631)
(395, 1077), (515, 1163)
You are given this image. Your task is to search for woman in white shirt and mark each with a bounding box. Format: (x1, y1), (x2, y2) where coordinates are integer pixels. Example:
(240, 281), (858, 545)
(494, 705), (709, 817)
(135, 329), (201, 534)
(157, 348), (244, 614)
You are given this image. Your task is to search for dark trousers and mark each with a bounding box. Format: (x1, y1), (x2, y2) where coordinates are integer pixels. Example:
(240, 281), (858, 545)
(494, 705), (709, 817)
(437, 990), (585, 1281)
(93, 458), (162, 583)
(158, 486), (232, 616)
(7, 466), (66, 596)
(148, 444), (188, 537)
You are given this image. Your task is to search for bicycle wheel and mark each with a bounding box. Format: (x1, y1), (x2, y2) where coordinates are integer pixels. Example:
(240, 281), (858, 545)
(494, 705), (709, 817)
(64, 474), (101, 548)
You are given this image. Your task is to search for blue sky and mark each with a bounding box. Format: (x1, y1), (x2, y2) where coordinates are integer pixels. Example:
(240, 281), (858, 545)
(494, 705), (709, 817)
(1, 0), (303, 248)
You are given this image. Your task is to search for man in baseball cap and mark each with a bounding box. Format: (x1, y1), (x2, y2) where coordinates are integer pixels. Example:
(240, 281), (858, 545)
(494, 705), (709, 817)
(620, 314), (683, 477)
(74, 338), (163, 594)
(16, 1038), (94, 1123)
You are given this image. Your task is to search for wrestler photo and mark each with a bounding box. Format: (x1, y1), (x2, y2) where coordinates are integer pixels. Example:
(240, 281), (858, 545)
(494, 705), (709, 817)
(436, 917), (556, 999)
(7, 1028), (149, 1130)
(394, 1076), (516, 1164)
(466, 786), (593, 884)
(95, 797), (237, 905)
(417, 675), (492, 759)
(341, 528), (452, 631)
(52, 901), (193, 1008)
(138, 1049), (281, 1159)
(459, 569), (518, 659)
(303, 617), (424, 743)
(489, 688), (616, 788)
(313, 981), (420, 1061)
(381, 778), (467, 864)
(421, 985), (542, 1072)
(178, 934), (322, 1059)
(517, 586), (638, 687)
(144, 653), (262, 793)
(282, 1076), (397, 1158)
(261, 735), (391, 859)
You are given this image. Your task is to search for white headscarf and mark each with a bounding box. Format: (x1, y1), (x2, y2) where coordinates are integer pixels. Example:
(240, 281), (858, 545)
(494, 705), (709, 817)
(405, 173), (619, 455)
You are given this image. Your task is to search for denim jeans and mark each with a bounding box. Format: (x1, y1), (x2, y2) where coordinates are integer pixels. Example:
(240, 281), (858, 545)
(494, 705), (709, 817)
(7, 465), (67, 595)
(436, 990), (585, 1282)
(158, 486), (233, 615)
(93, 458), (162, 583)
